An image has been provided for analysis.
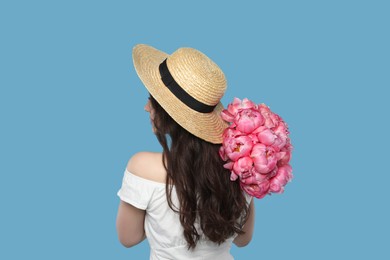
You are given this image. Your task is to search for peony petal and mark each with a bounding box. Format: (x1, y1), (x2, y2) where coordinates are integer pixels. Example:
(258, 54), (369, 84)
(221, 109), (235, 123)
(230, 171), (239, 181)
(219, 146), (227, 161)
(223, 161), (234, 170)
(241, 98), (256, 110)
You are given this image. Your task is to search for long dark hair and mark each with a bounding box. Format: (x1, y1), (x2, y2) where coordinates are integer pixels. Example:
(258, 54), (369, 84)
(149, 96), (250, 249)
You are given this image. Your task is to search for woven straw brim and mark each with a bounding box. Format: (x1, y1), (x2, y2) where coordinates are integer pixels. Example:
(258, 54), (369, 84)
(132, 44), (228, 144)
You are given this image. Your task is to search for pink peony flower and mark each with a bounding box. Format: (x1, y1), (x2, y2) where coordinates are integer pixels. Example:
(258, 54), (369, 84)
(224, 135), (253, 162)
(222, 128), (242, 141)
(233, 156), (254, 179)
(234, 109), (264, 134)
(278, 141), (293, 166)
(228, 98), (256, 115)
(258, 104), (280, 129)
(240, 179), (270, 199)
(272, 121), (289, 150)
(251, 143), (279, 174)
(257, 127), (277, 146)
(269, 165), (293, 193)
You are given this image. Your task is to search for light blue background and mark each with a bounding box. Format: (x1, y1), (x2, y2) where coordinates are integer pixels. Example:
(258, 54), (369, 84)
(1, 0), (389, 259)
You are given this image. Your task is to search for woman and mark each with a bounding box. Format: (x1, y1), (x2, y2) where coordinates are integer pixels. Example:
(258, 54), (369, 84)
(116, 44), (254, 259)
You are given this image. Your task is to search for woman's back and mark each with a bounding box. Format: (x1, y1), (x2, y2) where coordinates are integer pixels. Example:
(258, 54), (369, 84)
(117, 152), (248, 259)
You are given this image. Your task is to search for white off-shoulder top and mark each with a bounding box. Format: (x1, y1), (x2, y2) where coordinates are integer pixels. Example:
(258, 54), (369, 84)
(117, 168), (252, 260)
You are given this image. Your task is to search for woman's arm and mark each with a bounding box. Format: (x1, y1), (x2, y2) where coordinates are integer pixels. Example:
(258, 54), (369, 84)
(116, 200), (146, 248)
(116, 153), (151, 248)
(233, 199), (255, 247)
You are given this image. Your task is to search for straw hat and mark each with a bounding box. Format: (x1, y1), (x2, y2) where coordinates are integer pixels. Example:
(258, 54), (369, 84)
(132, 44), (229, 144)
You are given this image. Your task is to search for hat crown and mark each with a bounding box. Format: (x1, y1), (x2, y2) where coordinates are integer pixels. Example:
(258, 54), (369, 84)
(166, 48), (227, 106)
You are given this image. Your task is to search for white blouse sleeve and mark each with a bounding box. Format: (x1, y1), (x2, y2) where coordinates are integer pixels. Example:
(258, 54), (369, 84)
(244, 192), (253, 205)
(117, 169), (159, 210)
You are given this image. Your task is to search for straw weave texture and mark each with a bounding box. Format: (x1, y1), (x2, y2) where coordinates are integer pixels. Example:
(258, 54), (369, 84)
(132, 44), (228, 144)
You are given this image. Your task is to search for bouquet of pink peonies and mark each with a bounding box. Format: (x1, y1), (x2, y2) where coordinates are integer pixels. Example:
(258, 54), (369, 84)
(219, 98), (293, 199)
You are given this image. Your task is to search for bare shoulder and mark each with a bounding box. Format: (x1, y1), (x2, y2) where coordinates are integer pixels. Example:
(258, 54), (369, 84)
(126, 152), (166, 183)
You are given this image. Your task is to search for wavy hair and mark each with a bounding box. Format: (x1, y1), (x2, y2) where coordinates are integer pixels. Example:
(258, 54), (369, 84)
(149, 96), (250, 249)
